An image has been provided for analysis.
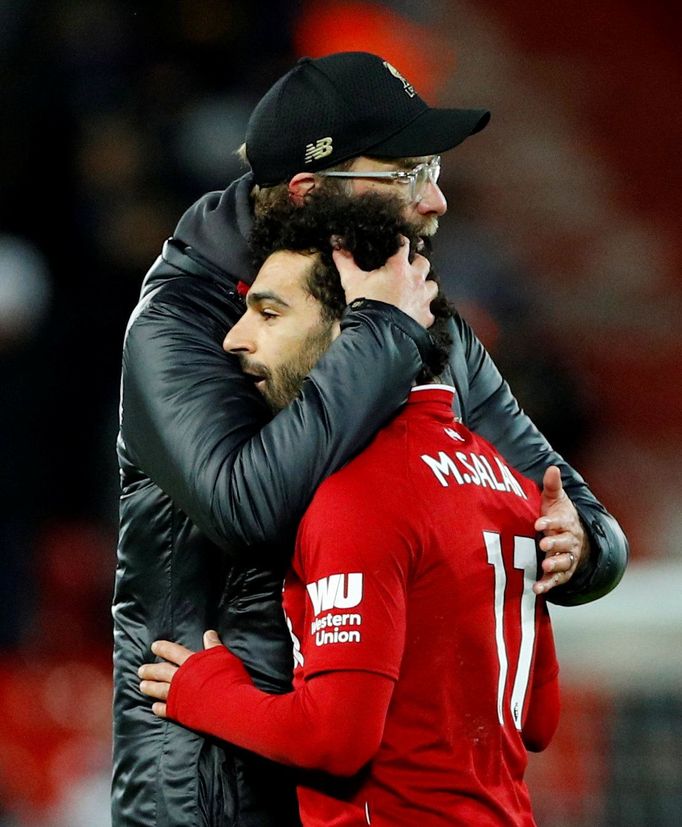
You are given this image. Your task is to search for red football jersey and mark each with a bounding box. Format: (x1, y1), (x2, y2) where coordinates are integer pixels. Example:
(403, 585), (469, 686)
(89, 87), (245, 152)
(283, 385), (559, 826)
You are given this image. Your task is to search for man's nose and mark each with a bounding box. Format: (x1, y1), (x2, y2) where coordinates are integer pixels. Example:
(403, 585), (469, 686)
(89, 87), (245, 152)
(417, 181), (447, 216)
(223, 321), (255, 354)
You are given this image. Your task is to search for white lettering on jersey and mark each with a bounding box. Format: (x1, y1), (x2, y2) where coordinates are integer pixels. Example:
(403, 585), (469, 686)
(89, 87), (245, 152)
(421, 450), (527, 499)
(494, 457), (527, 499)
(444, 427), (465, 442)
(306, 573), (364, 615)
(311, 612), (363, 646)
(315, 628), (361, 646)
(420, 451), (464, 487)
(306, 577), (364, 647)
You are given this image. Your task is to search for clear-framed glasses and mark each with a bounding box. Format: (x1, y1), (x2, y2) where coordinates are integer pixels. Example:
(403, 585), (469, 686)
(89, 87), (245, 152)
(316, 156), (441, 204)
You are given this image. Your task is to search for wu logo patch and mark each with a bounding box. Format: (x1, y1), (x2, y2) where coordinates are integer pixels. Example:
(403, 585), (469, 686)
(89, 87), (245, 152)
(383, 61), (416, 97)
(304, 136), (333, 164)
(306, 573), (363, 615)
(444, 427), (465, 442)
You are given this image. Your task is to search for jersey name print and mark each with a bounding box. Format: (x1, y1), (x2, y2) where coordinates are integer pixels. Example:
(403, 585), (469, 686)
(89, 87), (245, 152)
(421, 440), (528, 498)
(283, 385), (559, 826)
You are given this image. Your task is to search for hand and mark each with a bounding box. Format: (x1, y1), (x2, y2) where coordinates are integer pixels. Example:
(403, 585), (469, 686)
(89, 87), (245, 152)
(333, 236), (438, 328)
(138, 630), (223, 718)
(533, 466), (590, 595)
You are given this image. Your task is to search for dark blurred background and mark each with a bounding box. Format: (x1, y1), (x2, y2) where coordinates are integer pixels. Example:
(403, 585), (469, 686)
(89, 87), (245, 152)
(0, 1), (680, 824)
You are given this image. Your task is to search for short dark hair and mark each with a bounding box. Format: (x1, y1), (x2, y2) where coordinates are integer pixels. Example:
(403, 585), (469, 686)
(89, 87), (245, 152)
(249, 192), (453, 379)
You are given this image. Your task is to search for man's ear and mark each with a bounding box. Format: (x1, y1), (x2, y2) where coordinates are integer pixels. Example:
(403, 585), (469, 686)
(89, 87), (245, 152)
(288, 172), (317, 205)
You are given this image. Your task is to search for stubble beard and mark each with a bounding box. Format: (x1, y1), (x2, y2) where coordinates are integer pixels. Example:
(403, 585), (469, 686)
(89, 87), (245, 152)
(242, 322), (335, 414)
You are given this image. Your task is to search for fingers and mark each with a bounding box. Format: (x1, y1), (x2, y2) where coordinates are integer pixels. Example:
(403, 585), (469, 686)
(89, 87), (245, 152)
(152, 702), (168, 719)
(539, 465), (565, 504)
(139, 678), (170, 701)
(203, 629), (223, 649)
(378, 234), (415, 269)
(538, 530), (580, 556)
(138, 661), (175, 702)
(541, 550), (576, 575)
(332, 231), (437, 327)
(138, 640), (188, 705)
(534, 477), (588, 595)
(138, 661), (177, 683)
(150, 639), (193, 667)
(534, 549), (577, 595)
(535, 515), (567, 533)
(534, 559), (574, 594)
(331, 245), (356, 276)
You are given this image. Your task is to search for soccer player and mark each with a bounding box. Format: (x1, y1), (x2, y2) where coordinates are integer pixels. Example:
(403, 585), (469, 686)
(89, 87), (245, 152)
(139, 193), (560, 826)
(117, 52), (625, 825)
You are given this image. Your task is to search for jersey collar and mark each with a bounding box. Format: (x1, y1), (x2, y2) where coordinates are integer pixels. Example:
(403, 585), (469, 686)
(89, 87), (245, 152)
(407, 384), (459, 417)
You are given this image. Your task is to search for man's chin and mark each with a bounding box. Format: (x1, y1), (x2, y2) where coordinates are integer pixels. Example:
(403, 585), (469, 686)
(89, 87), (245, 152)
(259, 383), (294, 414)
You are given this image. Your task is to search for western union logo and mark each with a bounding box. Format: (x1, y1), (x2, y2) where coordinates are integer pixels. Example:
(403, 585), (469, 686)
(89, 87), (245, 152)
(304, 136), (333, 164)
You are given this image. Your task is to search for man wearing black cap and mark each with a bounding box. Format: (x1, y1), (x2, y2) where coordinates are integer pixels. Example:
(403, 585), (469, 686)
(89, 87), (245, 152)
(241, 53), (488, 239)
(138, 191), (561, 827)
(113, 52), (627, 826)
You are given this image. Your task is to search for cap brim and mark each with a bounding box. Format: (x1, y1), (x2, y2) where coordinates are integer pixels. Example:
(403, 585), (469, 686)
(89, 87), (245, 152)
(365, 107), (490, 158)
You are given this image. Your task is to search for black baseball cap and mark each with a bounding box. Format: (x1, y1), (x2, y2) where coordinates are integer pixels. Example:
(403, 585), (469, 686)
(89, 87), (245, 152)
(245, 51), (491, 186)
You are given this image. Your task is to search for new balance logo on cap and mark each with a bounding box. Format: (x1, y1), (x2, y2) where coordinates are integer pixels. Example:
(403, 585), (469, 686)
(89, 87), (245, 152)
(304, 136), (333, 164)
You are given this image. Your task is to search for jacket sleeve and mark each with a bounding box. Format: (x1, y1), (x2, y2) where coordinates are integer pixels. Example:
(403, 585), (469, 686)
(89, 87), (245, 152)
(120, 288), (429, 553)
(453, 314), (628, 606)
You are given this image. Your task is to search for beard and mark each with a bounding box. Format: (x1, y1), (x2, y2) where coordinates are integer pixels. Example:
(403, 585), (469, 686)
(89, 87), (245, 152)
(240, 322), (335, 413)
(411, 214), (439, 238)
(316, 176), (440, 239)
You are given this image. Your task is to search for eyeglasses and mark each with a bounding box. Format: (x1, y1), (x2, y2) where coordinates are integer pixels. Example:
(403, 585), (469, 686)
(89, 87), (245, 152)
(316, 156), (441, 204)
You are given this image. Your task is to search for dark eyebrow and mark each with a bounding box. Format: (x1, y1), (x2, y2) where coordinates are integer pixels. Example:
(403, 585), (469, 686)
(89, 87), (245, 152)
(246, 289), (291, 309)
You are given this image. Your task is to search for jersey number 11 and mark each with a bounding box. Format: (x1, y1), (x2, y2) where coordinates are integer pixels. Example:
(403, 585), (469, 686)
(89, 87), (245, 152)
(483, 531), (538, 731)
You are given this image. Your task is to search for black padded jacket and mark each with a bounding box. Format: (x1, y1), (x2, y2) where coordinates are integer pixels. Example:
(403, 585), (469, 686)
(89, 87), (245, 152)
(112, 173), (627, 826)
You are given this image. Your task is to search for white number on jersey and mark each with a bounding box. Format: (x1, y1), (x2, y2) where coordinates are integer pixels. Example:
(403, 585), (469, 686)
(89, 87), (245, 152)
(483, 532), (537, 729)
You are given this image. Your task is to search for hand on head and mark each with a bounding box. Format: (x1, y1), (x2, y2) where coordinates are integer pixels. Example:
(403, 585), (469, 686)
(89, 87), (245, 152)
(333, 237), (437, 328)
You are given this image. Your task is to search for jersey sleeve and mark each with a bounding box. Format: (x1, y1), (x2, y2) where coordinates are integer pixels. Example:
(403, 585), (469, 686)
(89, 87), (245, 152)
(293, 474), (415, 681)
(167, 646), (395, 775)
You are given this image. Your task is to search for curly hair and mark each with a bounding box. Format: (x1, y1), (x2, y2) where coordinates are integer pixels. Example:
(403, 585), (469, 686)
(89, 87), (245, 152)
(248, 191), (454, 380)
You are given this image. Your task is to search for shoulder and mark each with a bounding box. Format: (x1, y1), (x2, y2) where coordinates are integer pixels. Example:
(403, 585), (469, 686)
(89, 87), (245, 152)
(298, 417), (419, 549)
(124, 268), (243, 356)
